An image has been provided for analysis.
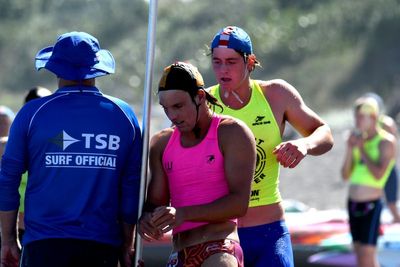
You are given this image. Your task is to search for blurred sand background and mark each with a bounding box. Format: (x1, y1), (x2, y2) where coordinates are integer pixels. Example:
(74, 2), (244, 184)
(280, 128), (351, 211)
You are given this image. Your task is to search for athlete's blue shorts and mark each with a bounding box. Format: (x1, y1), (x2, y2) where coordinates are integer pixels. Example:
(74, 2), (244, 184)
(238, 220), (294, 267)
(384, 166), (398, 203)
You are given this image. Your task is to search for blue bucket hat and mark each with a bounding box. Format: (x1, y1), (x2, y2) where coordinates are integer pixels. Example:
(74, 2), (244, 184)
(211, 26), (253, 54)
(35, 31), (115, 80)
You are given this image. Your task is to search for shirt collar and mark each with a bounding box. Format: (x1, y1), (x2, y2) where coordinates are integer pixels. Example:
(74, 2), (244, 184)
(55, 85), (101, 94)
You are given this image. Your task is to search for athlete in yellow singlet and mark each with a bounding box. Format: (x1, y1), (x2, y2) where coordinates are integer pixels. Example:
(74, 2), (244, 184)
(209, 80), (282, 208)
(208, 26), (334, 267)
(342, 97), (396, 267)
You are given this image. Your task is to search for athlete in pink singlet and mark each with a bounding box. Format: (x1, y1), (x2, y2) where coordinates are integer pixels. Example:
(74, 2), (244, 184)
(138, 62), (256, 267)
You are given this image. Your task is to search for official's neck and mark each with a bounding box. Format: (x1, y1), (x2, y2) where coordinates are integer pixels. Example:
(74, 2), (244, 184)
(58, 78), (96, 87)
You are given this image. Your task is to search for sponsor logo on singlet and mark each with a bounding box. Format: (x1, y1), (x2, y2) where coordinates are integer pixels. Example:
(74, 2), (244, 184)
(45, 130), (120, 170)
(254, 138), (266, 184)
(251, 189), (260, 197)
(251, 189), (261, 202)
(206, 154), (215, 164)
(252, 116), (271, 126)
(164, 161), (173, 172)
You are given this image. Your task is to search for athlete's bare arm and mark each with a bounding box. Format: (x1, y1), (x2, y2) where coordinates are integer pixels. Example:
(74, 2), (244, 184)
(341, 132), (358, 180)
(261, 79), (334, 168)
(138, 129), (172, 241)
(0, 210), (20, 267)
(360, 136), (396, 179)
(151, 118), (256, 233)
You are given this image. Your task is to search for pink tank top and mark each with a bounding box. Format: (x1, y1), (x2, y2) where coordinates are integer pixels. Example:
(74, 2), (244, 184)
(162, 115), (236, 234)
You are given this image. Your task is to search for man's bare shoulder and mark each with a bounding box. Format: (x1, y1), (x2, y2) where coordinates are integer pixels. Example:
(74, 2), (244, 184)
(219, 115), (243, 127)
(258, 79), (293, 90)
(217, 116), (256, 159)
(218, 115), (254, 138)
(150, 127), (174, 149)
(257, 79), (304, 114)
(258, 79), (300, 100)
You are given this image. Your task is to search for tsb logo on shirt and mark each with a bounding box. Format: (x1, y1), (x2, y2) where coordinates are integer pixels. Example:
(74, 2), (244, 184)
(82, 133), (120, 150)
(46, 130), (121, 170)
(51, 130), (120, 151)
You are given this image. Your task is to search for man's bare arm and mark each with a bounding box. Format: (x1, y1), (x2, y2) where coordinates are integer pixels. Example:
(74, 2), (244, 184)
(0, 210), (20, 267)
(267, 80), (333, 168)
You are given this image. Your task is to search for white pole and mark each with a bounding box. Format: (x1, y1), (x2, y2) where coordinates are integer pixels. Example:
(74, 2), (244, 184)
(134, 0), (158, 266)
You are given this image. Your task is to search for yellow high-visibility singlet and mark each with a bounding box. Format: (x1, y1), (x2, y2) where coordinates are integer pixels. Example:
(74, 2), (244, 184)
(208, 80), (282, 207)
(350, 129), (395, 188)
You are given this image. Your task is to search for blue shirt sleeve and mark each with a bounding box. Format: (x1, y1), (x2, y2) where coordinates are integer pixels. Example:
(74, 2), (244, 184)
(121, 123), (142, 224)
(106, 96), (143, 225)
(0, 105), (32, 211)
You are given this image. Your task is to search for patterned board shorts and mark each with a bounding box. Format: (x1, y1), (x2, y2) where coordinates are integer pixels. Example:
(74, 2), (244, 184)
(166, 239), (243, 267)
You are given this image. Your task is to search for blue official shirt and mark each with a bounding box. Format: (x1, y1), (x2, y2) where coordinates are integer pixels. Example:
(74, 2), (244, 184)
(0, 86), (142, 246)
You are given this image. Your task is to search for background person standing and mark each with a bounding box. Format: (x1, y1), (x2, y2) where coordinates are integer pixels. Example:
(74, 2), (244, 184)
(362, 92), (400, 223)
(341, 97), (396, 267)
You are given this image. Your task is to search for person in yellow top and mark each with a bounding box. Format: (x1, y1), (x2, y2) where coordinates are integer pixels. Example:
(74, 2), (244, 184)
(341, 97), (396, 267)
(363, 92), (400, 223)
(208, 26), (334, 267)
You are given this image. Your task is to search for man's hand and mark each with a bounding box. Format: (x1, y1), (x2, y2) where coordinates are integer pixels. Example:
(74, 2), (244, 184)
(138, 212), (163, 241)
(119, 244), (134, 267)
(273, 140), (307, 168)
(1, 240), (20, 267)
(150, 206), (183, 234)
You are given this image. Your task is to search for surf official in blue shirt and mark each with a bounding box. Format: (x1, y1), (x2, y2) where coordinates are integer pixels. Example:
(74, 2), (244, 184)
(0, 31), (142, 267)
